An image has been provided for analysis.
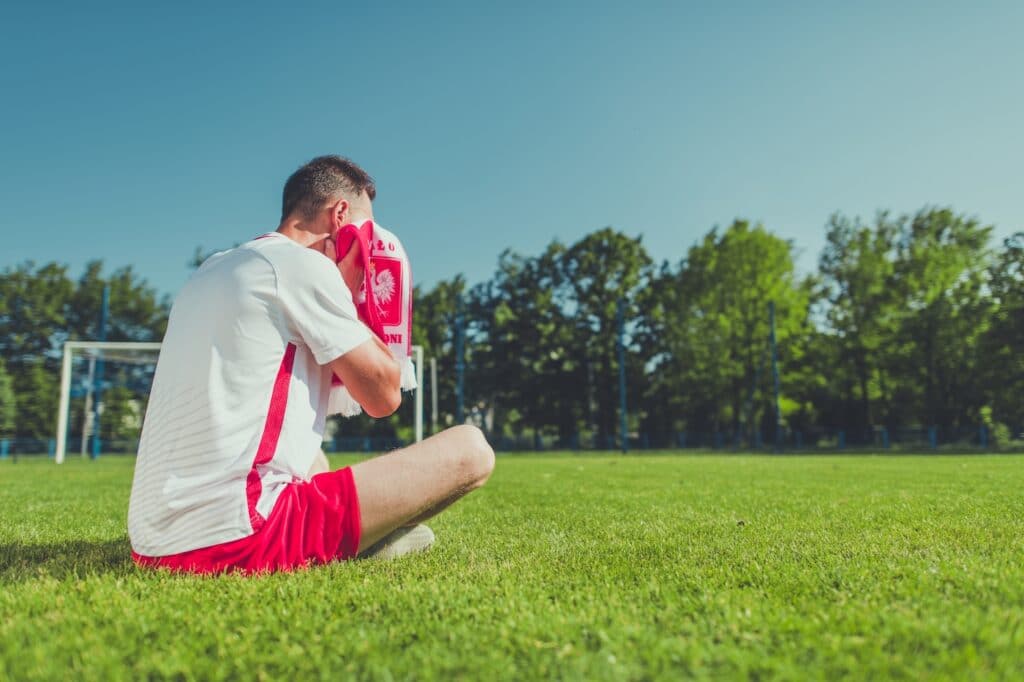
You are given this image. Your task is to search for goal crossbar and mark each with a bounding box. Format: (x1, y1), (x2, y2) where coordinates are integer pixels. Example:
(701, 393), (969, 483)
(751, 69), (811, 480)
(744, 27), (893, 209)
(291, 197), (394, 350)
(55, 342), (425, 463)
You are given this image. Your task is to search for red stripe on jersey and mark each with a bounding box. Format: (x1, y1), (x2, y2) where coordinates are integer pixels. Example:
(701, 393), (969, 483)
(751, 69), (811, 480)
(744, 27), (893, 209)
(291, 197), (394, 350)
(246, 342), (297, 531)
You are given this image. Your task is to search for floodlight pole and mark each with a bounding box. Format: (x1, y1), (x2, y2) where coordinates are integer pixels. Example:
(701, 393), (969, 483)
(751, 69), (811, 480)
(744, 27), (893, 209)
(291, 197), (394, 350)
(455, 295), (465, 425)
(617, 298), (628, 453)
(769, 301), (782, 452)
(90, 284), (109, 459)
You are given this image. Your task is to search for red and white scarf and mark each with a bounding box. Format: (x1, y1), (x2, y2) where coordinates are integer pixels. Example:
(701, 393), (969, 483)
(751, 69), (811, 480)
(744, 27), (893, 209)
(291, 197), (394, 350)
(327, 220), (417, 417)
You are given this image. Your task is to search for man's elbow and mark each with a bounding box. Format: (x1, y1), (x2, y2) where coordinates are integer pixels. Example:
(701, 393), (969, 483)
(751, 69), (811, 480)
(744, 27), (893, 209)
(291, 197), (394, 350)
(364, 387), (402, 418)
(363, 363), (402, 418)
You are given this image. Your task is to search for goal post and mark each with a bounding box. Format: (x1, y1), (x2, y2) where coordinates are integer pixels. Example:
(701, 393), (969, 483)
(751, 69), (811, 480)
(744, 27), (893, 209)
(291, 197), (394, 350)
(55, 342), (426, 463)
(55, 341), (163, 464)
(413, 345), (424, 444)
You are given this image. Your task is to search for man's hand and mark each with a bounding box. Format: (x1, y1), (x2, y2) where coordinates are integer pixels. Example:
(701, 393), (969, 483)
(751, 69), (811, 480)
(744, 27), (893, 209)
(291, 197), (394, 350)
(322, 232), (364, 300)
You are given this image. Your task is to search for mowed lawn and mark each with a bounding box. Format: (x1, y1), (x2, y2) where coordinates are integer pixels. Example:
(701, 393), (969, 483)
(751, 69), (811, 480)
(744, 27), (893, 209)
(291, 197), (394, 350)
(1, 454), (1022, 680)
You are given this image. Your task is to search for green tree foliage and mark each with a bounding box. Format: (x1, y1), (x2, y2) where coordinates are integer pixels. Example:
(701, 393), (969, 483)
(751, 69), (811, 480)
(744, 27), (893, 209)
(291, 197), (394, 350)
(817, 212), (901, 431)
(0, 262), (73, 441)
(3, 210), (1021, 448)
(892, 209), (995, 430)
(0, 261), (168, 440)
(562, 229), (653, 446)
(470, 243), (578, 443)
(982, 232), (1024, 432)
(11, 358), (58, 443)
(68, 261), (169, 341)
(0, 358), (15, 438)
(414, 213), (1017, 447)
(98, 385), (143, 444)
(0, 262), (73, 365)
(648, 221), (809, 439)
(410, 276), (468, 434)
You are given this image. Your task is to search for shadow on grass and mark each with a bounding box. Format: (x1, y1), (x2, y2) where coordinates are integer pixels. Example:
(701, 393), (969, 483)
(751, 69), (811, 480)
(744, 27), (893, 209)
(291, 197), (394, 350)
(0, 538), (134, 583)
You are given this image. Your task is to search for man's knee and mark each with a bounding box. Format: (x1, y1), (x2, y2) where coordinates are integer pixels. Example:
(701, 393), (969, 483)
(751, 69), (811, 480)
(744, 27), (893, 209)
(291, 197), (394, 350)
(450, 425), (494, 488)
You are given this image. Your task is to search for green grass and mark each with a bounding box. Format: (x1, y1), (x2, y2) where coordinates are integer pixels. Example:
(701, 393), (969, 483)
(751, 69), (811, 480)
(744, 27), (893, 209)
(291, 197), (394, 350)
(1, 453), (1023, 680)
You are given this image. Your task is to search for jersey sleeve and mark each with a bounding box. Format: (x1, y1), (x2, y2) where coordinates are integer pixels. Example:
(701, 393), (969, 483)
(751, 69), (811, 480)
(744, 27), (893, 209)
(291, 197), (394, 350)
(275, 252), (373, 366)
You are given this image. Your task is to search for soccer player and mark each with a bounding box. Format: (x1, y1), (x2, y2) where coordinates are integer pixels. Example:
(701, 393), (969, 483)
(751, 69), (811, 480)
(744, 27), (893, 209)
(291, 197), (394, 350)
(127, 156), (494, 573)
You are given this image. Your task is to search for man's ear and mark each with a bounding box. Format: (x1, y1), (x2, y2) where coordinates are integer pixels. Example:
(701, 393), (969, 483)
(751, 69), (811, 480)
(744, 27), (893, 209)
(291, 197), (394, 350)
(330, 198), (350, 230)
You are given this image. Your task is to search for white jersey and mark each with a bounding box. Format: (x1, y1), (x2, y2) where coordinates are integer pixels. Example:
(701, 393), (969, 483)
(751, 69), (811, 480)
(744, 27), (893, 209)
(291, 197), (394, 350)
(128, 233), (371, 557)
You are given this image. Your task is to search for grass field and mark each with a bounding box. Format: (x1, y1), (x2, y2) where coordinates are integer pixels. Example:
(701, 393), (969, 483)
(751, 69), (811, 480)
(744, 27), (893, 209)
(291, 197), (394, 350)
(1, 453), (1022, 680)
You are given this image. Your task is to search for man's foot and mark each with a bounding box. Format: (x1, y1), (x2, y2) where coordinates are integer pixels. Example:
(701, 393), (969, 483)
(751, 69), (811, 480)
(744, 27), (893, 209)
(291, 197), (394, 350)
(358, 524), (435, 560)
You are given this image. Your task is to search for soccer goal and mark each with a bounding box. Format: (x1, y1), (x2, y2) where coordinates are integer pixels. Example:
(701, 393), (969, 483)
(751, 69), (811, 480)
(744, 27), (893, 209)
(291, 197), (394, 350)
(55, 343), (426, 463)
(54, 341), (163, 463)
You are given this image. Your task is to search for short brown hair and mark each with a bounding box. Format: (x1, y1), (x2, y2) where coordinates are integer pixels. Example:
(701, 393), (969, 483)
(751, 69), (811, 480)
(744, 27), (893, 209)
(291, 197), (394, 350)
(281, 155), (376, 221)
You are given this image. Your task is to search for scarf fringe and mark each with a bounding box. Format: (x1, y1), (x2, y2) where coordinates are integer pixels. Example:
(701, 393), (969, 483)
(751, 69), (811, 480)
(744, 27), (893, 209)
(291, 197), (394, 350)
(328, 357), (418, 417)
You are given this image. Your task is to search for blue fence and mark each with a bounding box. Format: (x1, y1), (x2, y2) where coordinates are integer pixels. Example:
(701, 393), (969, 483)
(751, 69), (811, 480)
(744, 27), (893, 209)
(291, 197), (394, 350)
(486, 424), (1023, 452)
(4, 424), (1021, 459)
(0, 437), (141, 458)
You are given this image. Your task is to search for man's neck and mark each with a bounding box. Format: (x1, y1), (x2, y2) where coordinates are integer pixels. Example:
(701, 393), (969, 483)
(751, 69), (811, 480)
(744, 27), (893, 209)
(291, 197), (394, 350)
(276, 220), (326, 248)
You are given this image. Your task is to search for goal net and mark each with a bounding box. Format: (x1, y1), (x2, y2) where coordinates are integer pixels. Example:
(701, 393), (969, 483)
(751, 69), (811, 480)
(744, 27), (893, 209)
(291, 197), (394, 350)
(55, 343), (425, 463)
(55, 342), (162, 463)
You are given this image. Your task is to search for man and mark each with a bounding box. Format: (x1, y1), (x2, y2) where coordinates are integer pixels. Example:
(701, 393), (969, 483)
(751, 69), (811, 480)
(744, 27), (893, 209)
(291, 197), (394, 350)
(128, 156), (494, 573)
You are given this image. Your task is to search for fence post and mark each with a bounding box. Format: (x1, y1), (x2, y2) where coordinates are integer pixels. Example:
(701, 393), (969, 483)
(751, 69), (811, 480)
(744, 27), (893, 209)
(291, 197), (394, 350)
(678, 431), (687, 449)
(838, 431), (845, 450)
(794, 430), (803, 450)
(882, 427), (889, 450)
(928, 426), (937, 450)
(979, 425), (988, 449)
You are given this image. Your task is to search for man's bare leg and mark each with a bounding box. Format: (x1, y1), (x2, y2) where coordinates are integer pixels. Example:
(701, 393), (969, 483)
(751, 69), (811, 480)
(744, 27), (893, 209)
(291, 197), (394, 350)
(349, 425), (495, 553)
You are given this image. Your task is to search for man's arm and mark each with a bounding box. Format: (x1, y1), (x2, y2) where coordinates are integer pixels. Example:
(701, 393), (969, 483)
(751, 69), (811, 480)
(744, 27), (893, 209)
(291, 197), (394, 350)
(329, 334), (402, 418)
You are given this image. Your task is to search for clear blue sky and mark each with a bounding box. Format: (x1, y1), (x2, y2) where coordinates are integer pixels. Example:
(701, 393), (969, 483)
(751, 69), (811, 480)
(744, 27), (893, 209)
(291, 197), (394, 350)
(2, 1), (1021, 297)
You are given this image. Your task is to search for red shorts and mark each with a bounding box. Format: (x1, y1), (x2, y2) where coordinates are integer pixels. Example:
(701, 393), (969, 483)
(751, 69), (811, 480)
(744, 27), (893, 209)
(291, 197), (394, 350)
(132, 467), (362, 575)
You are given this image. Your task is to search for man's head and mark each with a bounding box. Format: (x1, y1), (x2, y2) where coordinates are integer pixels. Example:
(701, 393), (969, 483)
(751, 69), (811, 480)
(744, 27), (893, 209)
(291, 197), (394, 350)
(281, 156), (376, 230)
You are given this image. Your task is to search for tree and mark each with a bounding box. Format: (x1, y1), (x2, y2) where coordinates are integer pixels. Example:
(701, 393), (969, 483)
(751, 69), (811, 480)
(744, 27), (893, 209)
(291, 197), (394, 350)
(98, 384), (143, 444)
(67, 261), (169, 342)
(411, 276), (468, 432)
(0, 262), (73, 366)
(469, 243), (579, 443)
(11, 359), (58, 441)
(892, 208), (994, 430)
(561, 228), (653, 447)
(981, 232), (1024, 433)
(655, 220), (809, 441)
(816, 212), (901, 432)
(0, 260), (169, 441)
(0, 262), (73, 439)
